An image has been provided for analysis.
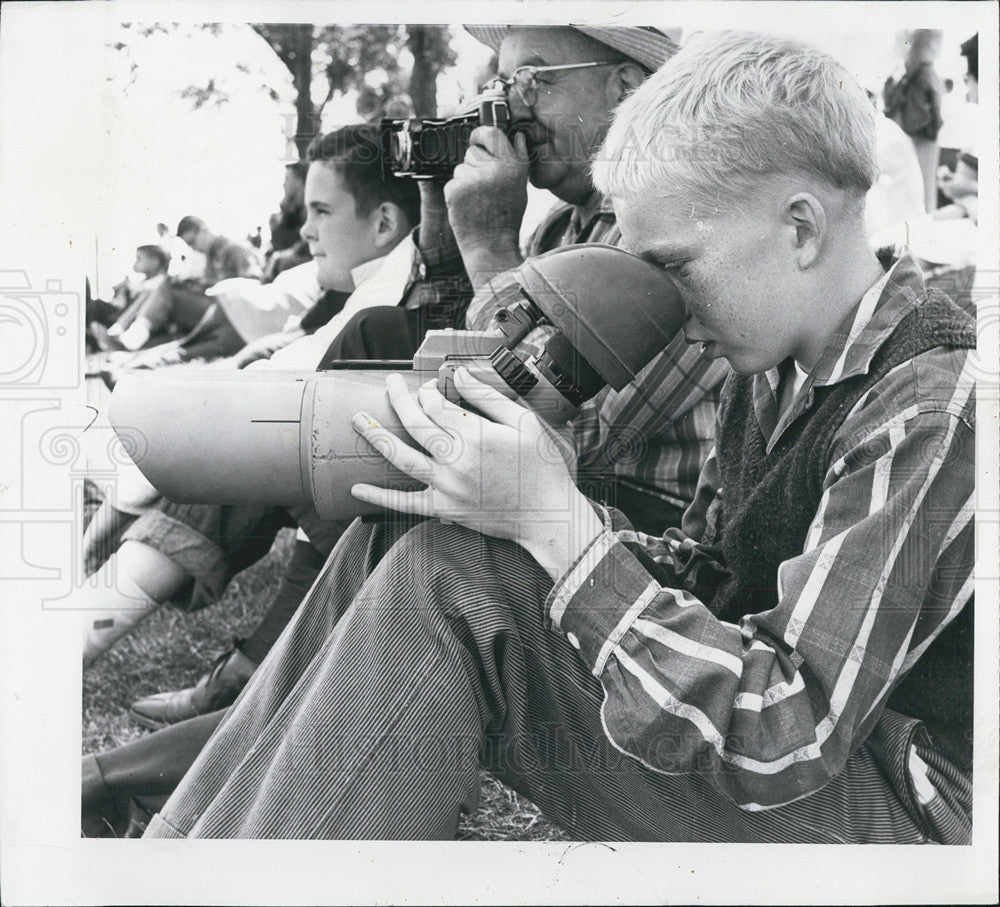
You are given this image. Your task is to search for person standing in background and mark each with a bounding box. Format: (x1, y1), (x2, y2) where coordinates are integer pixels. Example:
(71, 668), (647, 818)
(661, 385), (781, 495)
(883, 29), (944, 213)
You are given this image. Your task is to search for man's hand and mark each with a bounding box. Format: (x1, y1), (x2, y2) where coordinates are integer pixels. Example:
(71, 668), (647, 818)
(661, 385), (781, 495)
(351, 368), (604, 580)
(444, 126), (531, 291)
(417, 181), (453, 253)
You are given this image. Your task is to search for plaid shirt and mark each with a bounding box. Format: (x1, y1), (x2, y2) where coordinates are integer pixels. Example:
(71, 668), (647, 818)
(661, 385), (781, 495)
(546, 256), (976, 810)
(436, 194), (728, 512)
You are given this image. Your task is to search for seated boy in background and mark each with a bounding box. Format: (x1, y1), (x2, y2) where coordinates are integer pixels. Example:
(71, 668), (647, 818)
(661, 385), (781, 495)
(86, 241), (173, 352)
(79, 124), (422, 666)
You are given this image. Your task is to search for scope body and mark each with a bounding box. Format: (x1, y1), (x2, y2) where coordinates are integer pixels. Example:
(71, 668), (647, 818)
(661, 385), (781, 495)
(112, 365), (431, 518)
(109, 244), (687, 520)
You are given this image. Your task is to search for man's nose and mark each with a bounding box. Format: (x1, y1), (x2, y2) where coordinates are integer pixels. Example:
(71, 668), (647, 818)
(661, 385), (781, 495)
(299, 218), (314, 243)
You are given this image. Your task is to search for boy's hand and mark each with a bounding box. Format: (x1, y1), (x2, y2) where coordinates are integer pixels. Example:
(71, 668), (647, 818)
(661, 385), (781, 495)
(351, 368), (603, 579)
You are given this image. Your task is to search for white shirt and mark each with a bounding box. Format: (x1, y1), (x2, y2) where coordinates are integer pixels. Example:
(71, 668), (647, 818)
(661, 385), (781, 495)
(262, 234), (416, 372)
(865, 115), (925, 246)
(209, 260), (323, 342)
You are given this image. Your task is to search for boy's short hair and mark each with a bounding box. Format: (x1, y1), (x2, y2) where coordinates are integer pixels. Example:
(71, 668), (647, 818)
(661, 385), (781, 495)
(307, 124), (420, 227)
(176, 215), (206, 240)
(593, 31), (878, 208)
(136, 243), (170, 271)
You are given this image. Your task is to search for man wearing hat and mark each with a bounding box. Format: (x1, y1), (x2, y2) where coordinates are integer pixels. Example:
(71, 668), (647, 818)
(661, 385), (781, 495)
(410, 25), (725, 534)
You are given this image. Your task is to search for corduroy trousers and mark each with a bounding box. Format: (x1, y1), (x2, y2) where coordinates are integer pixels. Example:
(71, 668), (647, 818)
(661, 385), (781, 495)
(144, 516), (971, 843)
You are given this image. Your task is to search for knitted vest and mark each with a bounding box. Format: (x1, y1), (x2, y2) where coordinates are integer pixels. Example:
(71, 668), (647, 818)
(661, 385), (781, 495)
(712, 289), (975, 770)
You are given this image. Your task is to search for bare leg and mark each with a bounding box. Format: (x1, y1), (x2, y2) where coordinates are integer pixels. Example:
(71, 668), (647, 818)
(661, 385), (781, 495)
(82, 499), (134, 576)
(81, 541), (191, 667)
(912, 137), (941, 213)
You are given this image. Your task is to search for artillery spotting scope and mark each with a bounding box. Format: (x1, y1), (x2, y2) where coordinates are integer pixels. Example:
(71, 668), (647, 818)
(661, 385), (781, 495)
(109, 244), (686, 519)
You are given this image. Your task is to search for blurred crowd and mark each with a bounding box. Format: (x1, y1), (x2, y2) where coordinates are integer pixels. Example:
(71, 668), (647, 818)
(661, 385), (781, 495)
(873, 30), (979, 284)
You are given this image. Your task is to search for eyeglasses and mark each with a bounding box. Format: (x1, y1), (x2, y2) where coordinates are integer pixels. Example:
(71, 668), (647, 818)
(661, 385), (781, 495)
(483, 62), (619, 108)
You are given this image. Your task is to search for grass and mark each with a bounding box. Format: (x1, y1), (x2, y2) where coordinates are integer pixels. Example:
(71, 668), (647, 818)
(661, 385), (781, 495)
(81, 510), (569, 842)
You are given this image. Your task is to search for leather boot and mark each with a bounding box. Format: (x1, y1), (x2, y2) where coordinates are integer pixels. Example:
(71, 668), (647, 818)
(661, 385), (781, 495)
(82, 753), (127, 838)
(128, 641), (256, 730)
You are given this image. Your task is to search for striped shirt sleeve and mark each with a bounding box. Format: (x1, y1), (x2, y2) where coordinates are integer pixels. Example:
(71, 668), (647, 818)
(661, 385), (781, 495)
(572, 335), (728, 474)
(547, 346), (976, 810)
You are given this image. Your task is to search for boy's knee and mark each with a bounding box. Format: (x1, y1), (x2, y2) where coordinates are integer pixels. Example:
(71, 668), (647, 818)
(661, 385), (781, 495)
(384, 520), (544, 617)
(394, 520), (490, 575)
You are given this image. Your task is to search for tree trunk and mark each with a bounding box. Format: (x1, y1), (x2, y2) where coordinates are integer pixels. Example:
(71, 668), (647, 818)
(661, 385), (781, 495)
(288, 25), (316, 158)
(406, 26), (437, 117)
(253, 23), (317, 160)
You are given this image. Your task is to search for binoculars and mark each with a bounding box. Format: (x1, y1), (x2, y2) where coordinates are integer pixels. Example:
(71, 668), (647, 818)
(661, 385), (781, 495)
(109, 244), (686, 520)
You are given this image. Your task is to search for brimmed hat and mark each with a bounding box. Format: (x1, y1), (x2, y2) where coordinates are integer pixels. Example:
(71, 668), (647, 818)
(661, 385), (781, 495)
(464, 25), (681, 72)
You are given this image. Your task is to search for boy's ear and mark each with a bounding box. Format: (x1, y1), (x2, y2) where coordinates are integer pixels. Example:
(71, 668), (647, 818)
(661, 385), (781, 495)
(786, 193), (826, 268)
(372, 202), (406, 249)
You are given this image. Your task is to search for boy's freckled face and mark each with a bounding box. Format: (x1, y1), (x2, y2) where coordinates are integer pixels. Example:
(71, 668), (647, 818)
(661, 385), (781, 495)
(617, 192), (806, 375)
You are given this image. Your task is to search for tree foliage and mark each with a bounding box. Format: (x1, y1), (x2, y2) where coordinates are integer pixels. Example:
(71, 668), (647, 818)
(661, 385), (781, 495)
(110, 22), (457, 158)
(252, 23), (457, 155)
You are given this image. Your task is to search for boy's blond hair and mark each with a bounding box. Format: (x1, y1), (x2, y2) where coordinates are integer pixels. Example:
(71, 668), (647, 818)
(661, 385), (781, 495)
(593, 31), (878, 209)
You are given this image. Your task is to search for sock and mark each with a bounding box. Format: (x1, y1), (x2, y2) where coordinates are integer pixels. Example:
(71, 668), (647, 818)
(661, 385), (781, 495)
(240, 539), (325, 664)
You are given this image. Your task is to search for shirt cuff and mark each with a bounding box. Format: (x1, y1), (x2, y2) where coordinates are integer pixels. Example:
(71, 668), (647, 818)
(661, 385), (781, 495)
(546, 510), (662, 677)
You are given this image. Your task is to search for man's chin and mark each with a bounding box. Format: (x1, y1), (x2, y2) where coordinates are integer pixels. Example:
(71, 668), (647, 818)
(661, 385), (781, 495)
(527, 159), (556, 188)
(528, 160), (593, 203)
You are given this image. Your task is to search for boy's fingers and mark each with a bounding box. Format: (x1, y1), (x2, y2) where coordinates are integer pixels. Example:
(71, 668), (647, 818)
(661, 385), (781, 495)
(351, 412), (434, 483)
(417, 381), (483, 436)
(452, 367), (536, 430)
(350, 483), (434, 516)
(385, 374), (454, 453)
